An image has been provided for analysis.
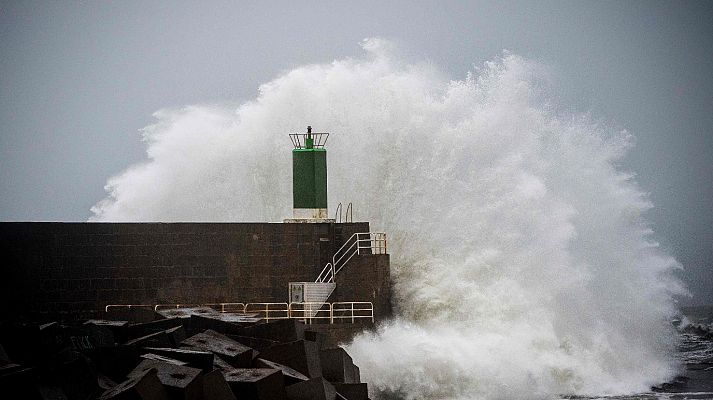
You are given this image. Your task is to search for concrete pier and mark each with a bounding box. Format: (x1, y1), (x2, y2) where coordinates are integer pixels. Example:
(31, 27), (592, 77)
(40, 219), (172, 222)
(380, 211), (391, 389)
(0, 222), (391, 327)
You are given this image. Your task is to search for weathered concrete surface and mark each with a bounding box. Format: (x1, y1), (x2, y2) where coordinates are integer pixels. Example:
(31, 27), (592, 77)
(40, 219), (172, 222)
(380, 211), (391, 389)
(259, 340), (322, 379)
(128, 359), (203, 400)
(320, 348), (360, 384)
(0, 222), (391, 323)
(285, 377), (337, 400)
(0, 317), (370, 400)
(223, 368), (286, 400)
(255, 358), (309, 385)
(200, 369), (237, 400)
(1, 221), (387, 398)
(236, 319), (306, 343)
(334, 383), (369, 400)
(141, 347), (214, 372)
(303, 324), (373, 349)
(99, 368), (169, 400)
(182, 330), (254, 368)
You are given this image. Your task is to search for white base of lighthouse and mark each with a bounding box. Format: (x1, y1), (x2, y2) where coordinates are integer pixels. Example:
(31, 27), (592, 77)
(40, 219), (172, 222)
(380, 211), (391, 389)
(284, 208), (333, 223)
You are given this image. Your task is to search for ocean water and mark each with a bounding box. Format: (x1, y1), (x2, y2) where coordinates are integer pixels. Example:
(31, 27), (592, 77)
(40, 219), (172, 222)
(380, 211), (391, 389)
(91, 39), (689, 399)
(568, 306), (713, 400)
(666, 306), (713, 396)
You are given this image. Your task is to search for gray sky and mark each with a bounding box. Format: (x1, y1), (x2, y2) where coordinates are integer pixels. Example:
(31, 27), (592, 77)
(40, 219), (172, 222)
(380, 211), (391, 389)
(1, 1), (711, 305)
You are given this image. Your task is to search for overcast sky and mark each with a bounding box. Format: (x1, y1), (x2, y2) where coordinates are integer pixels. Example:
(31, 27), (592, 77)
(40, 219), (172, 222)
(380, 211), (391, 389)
(1, 1), (711, 305)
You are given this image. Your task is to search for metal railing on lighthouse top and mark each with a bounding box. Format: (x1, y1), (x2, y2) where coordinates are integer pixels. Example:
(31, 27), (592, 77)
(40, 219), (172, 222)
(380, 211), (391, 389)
(289, 126), (329, 149)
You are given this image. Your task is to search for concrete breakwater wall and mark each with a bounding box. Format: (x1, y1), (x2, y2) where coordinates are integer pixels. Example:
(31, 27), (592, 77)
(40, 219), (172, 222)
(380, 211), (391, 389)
(0, 222), (391, 322)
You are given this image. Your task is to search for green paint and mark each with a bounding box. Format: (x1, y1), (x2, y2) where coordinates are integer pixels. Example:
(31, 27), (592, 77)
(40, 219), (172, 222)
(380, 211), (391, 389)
(293, 148), (327, 209)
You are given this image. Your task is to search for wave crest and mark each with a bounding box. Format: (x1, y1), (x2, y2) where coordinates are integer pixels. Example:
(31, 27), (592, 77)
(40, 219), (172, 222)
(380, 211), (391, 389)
(91, 39), (685, 399)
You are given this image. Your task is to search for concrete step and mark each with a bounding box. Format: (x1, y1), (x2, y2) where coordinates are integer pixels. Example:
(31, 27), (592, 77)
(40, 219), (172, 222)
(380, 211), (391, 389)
(302, 283), (336, 318)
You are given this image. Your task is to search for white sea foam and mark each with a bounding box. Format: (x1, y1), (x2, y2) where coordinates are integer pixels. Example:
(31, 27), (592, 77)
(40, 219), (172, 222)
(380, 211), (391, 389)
(91, 39), (685, 399)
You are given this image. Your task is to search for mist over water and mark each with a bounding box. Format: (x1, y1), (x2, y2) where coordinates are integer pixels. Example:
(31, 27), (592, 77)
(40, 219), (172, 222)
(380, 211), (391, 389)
(91, 39), (685, 399)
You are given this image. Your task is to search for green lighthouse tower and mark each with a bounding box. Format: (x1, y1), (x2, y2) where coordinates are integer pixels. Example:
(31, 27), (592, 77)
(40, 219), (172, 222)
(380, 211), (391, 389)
(288, 126), (330, 221)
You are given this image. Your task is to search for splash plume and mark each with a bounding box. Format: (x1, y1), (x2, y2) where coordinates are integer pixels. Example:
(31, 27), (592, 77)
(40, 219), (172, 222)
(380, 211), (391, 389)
(91, 39), (684, 399)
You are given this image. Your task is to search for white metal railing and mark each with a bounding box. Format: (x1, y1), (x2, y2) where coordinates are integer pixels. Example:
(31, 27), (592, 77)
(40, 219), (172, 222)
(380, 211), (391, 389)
(104, 301), (373, 324)
(105, 304), (153, 312)
(206, 302), (247, 313)
(288, 302), (333, 323)
(316, 232), (387, 283)
(315, 262), (335, 284)
(244, 302), (290, 320)
(154, 303), (202, 311)
(332, 301), (374, 323)
(345, 203), (353, 223)
(153, 302), (246, 313)
(335, 202), (354, 223)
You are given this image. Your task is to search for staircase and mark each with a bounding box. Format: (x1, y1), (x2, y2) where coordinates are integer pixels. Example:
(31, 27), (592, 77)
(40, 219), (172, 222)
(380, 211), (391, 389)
(315, 232), (387, 283)
(296, 281), (337, 319)
(290, 232), (387, 319)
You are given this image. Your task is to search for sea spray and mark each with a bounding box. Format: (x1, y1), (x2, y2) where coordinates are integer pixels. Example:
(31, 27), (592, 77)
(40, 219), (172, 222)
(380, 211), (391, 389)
(91, 39), (685, 399)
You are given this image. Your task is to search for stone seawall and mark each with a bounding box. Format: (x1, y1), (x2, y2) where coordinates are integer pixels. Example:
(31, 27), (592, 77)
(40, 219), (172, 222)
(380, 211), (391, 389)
(0, 222), (390, 322)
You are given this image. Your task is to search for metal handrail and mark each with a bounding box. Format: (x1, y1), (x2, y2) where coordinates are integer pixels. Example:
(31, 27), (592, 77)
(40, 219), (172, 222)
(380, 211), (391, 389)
(317, 233), (357, 283)
(288, 302), (332, 323)
(315, 232), (387, 283)
(203, 302), (246, 313)
(103, 301), (372, 324)
(154, 303), (246, 312)
(332, 239), (359, 270)
(105, 304), (153, 312)
(336, 202), (353, 223)
(154, 303), (202, 311)
(357, 232), (386, 252)
(244, 302), (289, 321)
(315, 262), (334, 283)
(332, 301), (374, 323)
(335, 202), (342, 223)
(345, 202), (353, 223)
